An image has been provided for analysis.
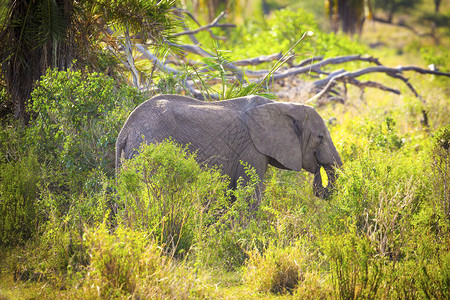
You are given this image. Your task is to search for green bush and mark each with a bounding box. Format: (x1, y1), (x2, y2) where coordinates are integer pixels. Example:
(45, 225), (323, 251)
(1, 69), (143, 247)
(322, 231), (383, 299)
(7, 183), (111, 287)
(417, 250), (450, 299)
(196, 163), (268, 270)
(116, 140), (230, 256)
(85, 224), (155, 297)
(261, 167), (320, 245)
(328, 116), (427, 240)
(76, 223), (216, 299)
(0, 126), (41, 247)
(244, 243), (305, 295)
(28, 69), (144, 192)
(0, 154), (40, 246)
(0, 126), (36, 246)
(431, 124), (450, 219)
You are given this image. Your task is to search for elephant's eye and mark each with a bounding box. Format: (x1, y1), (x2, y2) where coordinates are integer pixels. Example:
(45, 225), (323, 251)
(318, 135), (324, 143)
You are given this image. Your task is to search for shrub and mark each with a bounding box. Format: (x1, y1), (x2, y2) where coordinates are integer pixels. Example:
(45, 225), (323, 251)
(322, 231), (383, 299)
(116, 140), (230, 256)
(28, 69), (144, 192)
(293, 271), (333, 300)
(384, 230), (450, 299)
(326, 116), (429, 258)
(417, 250), (450, 299)
(77, 223), (216, 299)
(261, 167), (321, 245)
(431, 124), (450, 220)
(7, 184), (111, 287)
(0, 152), (40, 246)
(196, 163), (267, 270)
(85, 224), (154, 297)
(1, 68), (142, 246)
(244, 242), (308, 295)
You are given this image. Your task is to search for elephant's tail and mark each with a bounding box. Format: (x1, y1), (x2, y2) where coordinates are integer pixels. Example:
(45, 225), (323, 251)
(115, 133), (127, 174)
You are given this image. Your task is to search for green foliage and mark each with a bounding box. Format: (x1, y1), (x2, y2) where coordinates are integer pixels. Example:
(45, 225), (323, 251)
(417, 250), (450, 299)
(85, 224), (156, 297)
(0, 153), (40, 246)
(29, 69), (143, 190)
(1, 69), (142, 247)
(117, 140), (230, 256)
(227, 8), (367, 60)
(196, 163), (267, 270)
(430, 124), (450, 218)
(0, 0), (181, 120)
(95, 0), (178, 42)
(0, 125), (41, 246)
(244, 243), (305, 295)
(7, 182), (110, 286)
(322, 231), (383, 299)
(327, 117), (429, 260)
(77, 223), (215, 299)
(420, 46), (450, 73)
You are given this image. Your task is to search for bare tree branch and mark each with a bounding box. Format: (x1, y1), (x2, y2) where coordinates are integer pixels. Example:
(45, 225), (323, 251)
(253, 55), (381, 83)
(135, 44), (219, 100)
(306, 65), (450, 103)
(234, 52), (283, 66)
(295, 56), (325, 67)
(165, 41), (245, 83)
(171, 11), (236, 39)
(124, 25), (140, 87)
(372, 17), (436, 38)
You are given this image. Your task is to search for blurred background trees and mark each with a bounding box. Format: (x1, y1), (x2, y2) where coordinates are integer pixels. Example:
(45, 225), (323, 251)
(372, 0), (422, 22)
(326, 0), (367, 35)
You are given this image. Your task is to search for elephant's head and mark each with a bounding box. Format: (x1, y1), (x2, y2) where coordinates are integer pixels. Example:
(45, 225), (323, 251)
(246, 102), (342, 199)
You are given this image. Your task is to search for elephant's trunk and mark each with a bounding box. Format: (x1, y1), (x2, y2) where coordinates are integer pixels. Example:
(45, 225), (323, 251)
(313, 164), (339, 199)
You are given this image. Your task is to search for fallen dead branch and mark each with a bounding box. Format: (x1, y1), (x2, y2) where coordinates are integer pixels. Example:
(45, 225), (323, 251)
(306, 65), (449, 104)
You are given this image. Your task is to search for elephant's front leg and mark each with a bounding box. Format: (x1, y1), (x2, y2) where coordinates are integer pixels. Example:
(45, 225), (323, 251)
(233, 156), (268, 211)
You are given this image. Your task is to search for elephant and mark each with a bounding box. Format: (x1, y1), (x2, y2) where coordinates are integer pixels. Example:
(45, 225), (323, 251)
(116, 94), (342, 206)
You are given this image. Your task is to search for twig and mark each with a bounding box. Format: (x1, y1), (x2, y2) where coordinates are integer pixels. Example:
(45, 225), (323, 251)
(295, 56), (324, 67)
(234, 52), (283, 66)
(372, 17), (435, 38)
(165, 41), (245, 83)
(171, 11), (236, 38)
(172, 10), (235, 43)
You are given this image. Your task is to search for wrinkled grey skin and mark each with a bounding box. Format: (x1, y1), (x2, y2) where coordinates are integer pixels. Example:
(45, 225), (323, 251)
(116, 94), (342, 206)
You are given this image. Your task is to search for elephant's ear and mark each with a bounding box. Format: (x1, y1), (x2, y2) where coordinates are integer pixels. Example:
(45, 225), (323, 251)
(246, 102), (303, 171)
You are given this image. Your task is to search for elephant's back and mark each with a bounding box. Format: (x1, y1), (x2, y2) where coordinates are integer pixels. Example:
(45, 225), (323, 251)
(137, 94), (273, 112)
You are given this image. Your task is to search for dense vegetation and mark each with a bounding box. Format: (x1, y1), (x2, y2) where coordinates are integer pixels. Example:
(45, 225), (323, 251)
(1, 0), (449, 298)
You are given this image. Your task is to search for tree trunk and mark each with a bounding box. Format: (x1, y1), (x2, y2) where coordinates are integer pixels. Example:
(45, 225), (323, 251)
(328, 0), (366, 36)
(434, 0), (441, 13)
(1, 0), (73, 122)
